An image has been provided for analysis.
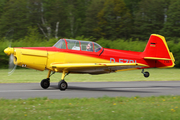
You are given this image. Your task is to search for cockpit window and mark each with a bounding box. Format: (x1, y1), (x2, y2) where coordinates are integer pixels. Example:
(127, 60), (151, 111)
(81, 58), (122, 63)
(53, 39), (66, 49)
(81, 41), (93, 52)
(66, 39), (80, 50)
(54, 39), (102, 52)
(94, 42), (102, 52)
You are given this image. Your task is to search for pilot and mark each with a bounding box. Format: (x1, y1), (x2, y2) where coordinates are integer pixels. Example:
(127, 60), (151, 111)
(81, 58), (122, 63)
(86, 43), (93, 52)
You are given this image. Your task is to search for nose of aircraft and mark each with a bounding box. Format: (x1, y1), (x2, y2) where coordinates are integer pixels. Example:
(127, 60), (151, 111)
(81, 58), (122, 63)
(4, 47), (14, 55)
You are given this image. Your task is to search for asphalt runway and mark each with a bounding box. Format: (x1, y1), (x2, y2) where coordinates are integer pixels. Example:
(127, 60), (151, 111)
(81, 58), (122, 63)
(0, 81), (180, 99)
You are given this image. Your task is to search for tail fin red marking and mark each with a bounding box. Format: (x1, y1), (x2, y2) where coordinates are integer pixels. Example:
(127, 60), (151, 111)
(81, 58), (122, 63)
(142, 34), (175, 68)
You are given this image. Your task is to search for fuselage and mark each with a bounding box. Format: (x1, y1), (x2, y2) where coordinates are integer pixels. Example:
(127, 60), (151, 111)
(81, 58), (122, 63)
(5, 37), (174, 74)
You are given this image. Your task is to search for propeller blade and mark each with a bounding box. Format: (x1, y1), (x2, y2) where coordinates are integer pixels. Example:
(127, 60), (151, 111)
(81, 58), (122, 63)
(9, 54), (14, 69)
(8, 54), (17, 76)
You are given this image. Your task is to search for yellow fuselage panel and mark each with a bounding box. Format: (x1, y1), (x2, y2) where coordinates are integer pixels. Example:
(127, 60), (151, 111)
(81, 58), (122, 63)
(21, 49), (48, 57)
(47, 52), (109, 64)
(21, 55), (47, 70)
(14, 48), (48, 71)
(64, 52), (108, 63)
(46, 52), (109, 64)
(46, 51), (109, 72)
(46, 52), (65, 70)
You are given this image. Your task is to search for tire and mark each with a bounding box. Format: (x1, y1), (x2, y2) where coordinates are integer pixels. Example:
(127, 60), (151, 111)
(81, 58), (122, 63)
(58, 80), (68, 91)
(144, 72), (150, 78)
(40, 78), (50, 89)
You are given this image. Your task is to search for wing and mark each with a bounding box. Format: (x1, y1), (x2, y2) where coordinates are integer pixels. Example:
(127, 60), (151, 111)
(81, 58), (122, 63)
(50, 62), (148, 74)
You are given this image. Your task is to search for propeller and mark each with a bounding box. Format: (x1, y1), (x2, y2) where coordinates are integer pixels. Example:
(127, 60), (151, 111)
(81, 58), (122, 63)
(3, 28), (17, 75)
(4, 47), (17, 76)
(8, 54), (17, 76)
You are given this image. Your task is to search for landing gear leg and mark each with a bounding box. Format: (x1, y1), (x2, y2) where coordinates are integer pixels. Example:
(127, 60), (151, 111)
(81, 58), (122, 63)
(40, 70), (55, 89)
(141, 69), (150, 78)
(58, 70), (69, 91)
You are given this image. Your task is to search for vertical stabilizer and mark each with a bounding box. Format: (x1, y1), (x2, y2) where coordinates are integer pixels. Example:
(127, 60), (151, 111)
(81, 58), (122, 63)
(142, 34), (175, 68)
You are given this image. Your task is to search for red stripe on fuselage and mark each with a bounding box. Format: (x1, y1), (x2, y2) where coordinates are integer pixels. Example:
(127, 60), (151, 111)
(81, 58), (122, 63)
(15, 47), (107, 60)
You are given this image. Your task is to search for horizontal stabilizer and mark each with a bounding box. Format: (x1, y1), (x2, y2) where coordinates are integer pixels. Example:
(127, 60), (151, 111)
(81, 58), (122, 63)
(144, 57), (171, 60)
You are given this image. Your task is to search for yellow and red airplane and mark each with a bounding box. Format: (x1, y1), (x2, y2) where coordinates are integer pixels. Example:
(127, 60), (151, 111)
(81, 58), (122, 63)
(4, 34), (175, 91)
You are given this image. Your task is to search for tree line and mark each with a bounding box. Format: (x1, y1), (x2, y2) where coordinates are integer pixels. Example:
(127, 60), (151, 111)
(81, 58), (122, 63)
(0, 0), (180, 41)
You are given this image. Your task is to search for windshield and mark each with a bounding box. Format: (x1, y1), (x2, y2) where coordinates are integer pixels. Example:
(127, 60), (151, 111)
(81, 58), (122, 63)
(94, 42), (102, 52)
(53, 39), (66, 49)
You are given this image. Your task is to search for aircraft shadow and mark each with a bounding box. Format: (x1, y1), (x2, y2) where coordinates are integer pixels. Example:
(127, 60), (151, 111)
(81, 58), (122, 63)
(150, 86), (180, 88)
(49, 85), (157, 93)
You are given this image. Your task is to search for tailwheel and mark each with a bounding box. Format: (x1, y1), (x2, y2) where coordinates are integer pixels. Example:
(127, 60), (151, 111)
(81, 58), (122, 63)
(40, 78), (50, 89)
(143, 71), (150, 78)
(58, 80), (68, 91)
(141, 69), (150, 78)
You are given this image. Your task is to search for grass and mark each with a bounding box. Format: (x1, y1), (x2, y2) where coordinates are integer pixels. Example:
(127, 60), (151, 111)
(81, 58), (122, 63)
(0, 69), (180, 120)
(0, 68), (180, 83)
(0, 96), (180, 120)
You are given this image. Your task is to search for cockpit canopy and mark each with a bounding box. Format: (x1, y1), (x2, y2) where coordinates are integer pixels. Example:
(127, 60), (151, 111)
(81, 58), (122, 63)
(53, 39), (102, 52)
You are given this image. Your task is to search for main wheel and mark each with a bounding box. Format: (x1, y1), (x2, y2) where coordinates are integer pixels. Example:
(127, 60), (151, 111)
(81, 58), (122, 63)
(144, 71), (150, 78)
(40, 78), (50, 89)
(58, 80), (68, 91)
